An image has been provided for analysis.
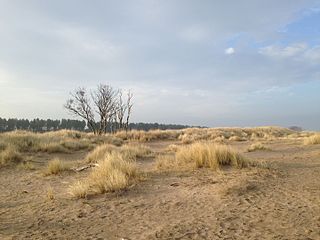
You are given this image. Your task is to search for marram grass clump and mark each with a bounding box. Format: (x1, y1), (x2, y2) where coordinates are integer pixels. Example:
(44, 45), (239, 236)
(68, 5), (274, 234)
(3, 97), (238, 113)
(248, 142), (269, 152)
(44, 158), (70, 175)
(304, 134), (320, 145)
(69, 152), (140, 198)
(0, 147), (23, 166)
(157, 142), (253, 171)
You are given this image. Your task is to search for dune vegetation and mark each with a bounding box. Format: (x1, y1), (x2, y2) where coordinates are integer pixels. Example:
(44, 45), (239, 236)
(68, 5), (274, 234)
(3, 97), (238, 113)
(248, 142), (269, 152)
(157, 142), (252, 171)
(70, 151), (139, 198)
(304, 134), (320, 145)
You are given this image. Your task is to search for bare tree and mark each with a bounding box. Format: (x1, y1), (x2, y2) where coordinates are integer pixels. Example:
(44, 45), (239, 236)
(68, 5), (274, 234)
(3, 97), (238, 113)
(64, 88), (97, 134)
(65, 84), (133, 135)
(125, 90), (133, 132)
(115, 91), (127, 131)
(92, 84), (118, 134)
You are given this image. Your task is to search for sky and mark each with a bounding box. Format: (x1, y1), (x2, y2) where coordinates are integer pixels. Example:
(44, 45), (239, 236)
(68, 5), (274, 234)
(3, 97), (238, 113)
(0, 0), (320, 130)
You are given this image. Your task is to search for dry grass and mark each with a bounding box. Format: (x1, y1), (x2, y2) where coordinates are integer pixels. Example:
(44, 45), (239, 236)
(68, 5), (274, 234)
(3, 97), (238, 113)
(70, 152), (139, 198)
(248, 142), (269, 152)
(85, 144), (116, 163)
(304, 134), (320, 145)
(115, 129), (181, 142)
(166, 144), (179, 152)
(229, 136), (245, 141)
(69, 181), (89, 199)
(18, 161), (36, 170)
(157, 142), (251, 171)
(85, 143), (152, 163)
(44, 158), (70, 175)
(0, 130), (121, 156)
(120, 144), (153, 159)
(46, 186), (55, 201)
(89, 152), (138, 193)
(37, 142), (69, 153)
(0, 147), (23, 167)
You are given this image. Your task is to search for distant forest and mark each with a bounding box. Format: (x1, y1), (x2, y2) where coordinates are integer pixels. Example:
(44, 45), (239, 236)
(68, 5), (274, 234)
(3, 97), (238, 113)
(0, 118), (195, 133)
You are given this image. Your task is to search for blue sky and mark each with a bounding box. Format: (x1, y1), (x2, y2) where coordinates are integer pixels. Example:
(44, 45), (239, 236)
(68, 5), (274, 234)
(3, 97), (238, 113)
(0, 0), (320, 129)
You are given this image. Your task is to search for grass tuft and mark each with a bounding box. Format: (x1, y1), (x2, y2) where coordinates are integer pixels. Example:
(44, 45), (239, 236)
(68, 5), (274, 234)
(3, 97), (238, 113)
(0, 147), (23, 166)
(70, 152), (139, 198)
(157, 142), (251, 171)
(304, 134), (320, 145)
(45, 158), (69, 175)
(248, 142), (269, 152)
(69, 181), (89, 199)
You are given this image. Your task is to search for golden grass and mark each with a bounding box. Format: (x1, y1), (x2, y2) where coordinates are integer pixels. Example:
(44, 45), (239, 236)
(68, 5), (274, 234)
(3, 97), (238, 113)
(85, 143), (152, 163)
(228, 136), (245, 141)
(248, 142), (269, 152)
(0, 130), (121, 156)
(37, 142), (69, 153)
(166, 144), (179, 152)
(157, 142), (250, 171)
(46, 186), (55, 201)
(70, 152), (139, 198)
(304, 134), (320, 145)
(44, 158), (69, 175)
(69, 181), (89, 199)
(85, 144), (117, 163)
(115, 129), (181, 142)
(120, 144), (153, 159)
(0, 147), (23, 166)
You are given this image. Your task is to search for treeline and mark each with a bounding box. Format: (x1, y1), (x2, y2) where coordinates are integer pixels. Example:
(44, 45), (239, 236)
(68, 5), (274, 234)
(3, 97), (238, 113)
(0, 118), (193, 133)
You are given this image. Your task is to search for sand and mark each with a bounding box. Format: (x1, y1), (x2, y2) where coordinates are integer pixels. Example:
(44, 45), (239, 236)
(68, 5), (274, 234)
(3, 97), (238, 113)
(0, 139), (319, 239)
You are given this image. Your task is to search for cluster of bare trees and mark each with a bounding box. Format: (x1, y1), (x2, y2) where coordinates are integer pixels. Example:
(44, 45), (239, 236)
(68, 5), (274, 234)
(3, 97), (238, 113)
(65, 84), (133, 135)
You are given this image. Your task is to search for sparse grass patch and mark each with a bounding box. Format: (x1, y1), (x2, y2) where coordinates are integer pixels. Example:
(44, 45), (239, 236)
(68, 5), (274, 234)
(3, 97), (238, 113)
(166, 144), (179, 152)
(46, 186), (55, 200)
(120, 144), (153, 159)
(115, 129), (181, 142)
(229, 136), (246, 141)
(0, 146), (23, 166)
(248, 142), (269, 152)
(156, 154), (176, 170)
(37, 142), (69, 153)
(44, 158), (70, 175)
(18, 161), (36, 170)
(157, 142), (251, 171)
(85, 143), (152, 163)
(85, 144), (116, 163)
(60, 139), (92, 151)
(304, 134), (320, 145)
(69, 181), (89, 199)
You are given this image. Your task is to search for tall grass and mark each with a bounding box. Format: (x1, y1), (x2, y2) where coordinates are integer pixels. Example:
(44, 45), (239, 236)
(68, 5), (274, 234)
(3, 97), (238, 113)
(0, 146), (23, 166)
(157, 142), (251, 171)
(0, 130), (122, 157)
(69, 152), (139, 198)
(304, 134), (320, 145)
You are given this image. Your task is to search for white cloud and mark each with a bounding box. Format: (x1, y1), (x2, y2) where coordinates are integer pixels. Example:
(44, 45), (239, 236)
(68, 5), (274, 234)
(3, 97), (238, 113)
(225, 47), (235, 55)
(259, 43), (307, 58)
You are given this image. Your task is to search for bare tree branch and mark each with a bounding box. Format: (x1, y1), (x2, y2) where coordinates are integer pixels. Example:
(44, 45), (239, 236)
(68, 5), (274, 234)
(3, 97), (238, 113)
(64, 88), (97, 134)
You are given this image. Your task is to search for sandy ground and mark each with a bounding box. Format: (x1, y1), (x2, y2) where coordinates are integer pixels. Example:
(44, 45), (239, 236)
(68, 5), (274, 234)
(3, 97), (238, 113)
(0, 139), (320, 240)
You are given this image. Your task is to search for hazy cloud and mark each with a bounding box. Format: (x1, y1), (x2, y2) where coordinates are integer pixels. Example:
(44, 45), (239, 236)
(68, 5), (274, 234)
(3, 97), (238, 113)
(0, 0), (320, 129)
